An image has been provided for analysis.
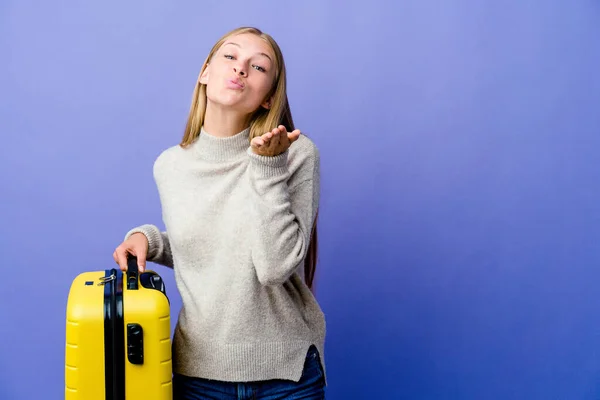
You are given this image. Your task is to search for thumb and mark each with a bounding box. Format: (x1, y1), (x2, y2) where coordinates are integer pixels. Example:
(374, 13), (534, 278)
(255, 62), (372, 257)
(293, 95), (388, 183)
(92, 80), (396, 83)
(288, 129), (301, 143)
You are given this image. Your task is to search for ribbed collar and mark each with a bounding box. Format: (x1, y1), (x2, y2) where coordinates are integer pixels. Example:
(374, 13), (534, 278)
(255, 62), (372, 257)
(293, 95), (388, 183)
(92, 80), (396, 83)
(192, 126), (251, 161)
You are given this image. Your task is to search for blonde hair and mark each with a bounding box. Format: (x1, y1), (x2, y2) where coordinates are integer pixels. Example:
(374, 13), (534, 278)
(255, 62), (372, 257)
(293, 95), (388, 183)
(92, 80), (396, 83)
(180, 26), (294, 146)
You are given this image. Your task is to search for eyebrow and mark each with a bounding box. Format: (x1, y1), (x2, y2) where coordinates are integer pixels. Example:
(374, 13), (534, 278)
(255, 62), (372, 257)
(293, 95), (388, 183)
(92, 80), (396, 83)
(223, 42), (272, 62)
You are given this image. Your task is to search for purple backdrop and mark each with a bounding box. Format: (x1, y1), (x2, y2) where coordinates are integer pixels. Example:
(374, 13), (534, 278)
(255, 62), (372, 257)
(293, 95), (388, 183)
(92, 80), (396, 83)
(2, 1), (600, 399)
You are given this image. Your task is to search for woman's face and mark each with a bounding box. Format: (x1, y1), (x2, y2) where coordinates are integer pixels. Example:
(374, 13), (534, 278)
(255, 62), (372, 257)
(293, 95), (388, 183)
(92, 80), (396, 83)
(200, 33), (277, 115)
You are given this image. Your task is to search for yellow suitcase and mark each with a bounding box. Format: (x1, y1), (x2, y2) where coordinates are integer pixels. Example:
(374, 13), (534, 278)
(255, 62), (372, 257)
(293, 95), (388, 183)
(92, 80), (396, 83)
(65, 256), (172, 399)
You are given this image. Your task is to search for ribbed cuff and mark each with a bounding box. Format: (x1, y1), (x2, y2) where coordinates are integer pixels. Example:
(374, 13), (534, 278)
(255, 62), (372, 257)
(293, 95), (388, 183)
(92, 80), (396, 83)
(124, 224), (163, 261)
(247, 147), (289, 178)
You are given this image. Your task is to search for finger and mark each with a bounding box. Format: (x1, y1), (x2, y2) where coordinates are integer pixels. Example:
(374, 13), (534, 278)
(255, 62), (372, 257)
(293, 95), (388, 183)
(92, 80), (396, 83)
(288, 129), (301, 142)
(278, 125), (287, 135)
(134, 246), (147, 272)
(269, 132), (281, 149)
(116, 247), (129, 272)
(278, 130), (290, 146)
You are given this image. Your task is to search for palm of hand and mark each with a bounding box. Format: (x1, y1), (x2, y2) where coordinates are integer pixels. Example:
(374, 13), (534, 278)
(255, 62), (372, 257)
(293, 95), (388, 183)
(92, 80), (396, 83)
(251, 125), (301, 157)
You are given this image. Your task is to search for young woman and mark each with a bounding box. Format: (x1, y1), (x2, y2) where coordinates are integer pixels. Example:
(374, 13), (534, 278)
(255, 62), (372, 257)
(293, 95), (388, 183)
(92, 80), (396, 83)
(112, 26), (326, 399)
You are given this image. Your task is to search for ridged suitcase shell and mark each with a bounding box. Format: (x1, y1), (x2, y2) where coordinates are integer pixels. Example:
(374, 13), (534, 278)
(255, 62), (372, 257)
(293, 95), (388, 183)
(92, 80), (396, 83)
(65, 260), (172, 400)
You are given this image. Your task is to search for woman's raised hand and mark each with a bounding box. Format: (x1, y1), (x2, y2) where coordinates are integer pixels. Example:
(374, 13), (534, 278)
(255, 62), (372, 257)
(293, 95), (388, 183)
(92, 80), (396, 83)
(250, 125), (301, 157)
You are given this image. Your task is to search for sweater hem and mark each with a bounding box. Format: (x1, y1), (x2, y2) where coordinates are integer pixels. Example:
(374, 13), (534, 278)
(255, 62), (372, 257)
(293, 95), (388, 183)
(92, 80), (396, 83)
(172, 337), (326, 383)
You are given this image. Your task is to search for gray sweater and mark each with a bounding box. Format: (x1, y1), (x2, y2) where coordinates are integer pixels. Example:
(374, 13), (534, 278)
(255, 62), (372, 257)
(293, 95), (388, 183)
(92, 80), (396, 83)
(124, 126), (326, 383)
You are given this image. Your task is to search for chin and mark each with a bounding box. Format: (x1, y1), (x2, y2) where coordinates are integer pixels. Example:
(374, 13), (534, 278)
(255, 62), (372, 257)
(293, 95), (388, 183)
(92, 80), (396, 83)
(209, 95), (261, 115)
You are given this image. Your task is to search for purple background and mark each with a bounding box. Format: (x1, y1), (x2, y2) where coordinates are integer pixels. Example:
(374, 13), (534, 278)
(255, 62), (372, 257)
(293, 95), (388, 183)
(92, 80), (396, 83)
(2, 1), (600, 399)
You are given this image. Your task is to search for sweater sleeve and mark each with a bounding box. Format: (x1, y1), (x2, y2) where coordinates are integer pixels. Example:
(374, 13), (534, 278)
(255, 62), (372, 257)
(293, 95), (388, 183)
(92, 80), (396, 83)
(246, 145), (320, 286)
(124, 224), (174, 268)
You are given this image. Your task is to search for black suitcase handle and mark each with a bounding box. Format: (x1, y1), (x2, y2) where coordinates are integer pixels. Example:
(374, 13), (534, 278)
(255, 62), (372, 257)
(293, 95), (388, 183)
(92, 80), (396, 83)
(126, 256), (140, 290)
(125, 256), (167, 295)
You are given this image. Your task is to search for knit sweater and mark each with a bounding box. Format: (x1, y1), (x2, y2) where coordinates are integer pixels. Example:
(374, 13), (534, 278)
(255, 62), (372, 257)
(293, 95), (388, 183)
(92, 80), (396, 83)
(124, 126), (326, 383)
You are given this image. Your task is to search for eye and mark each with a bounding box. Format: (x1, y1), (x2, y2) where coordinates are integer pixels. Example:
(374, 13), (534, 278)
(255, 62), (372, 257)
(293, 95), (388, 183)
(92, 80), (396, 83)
(224, 54), (234, 60)
(252, 65), (266, 72)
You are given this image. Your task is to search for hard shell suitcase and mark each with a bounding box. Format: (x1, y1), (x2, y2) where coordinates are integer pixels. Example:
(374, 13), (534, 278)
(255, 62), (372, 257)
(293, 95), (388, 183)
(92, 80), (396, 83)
(65, 256), (173, 399)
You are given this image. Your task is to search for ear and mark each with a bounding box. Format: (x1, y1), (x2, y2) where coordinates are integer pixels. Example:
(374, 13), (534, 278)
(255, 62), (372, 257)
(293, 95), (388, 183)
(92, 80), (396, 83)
(199, 64), (210, 85)
(261, 95), (273, 110)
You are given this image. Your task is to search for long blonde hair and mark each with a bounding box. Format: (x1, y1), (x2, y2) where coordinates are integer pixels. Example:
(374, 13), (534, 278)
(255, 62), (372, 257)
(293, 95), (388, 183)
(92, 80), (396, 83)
(180, 27), (318, 290)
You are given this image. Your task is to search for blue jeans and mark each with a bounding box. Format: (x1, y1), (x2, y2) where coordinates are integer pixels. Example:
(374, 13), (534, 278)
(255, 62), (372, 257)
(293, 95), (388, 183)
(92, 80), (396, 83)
(173, 345), (326, 399)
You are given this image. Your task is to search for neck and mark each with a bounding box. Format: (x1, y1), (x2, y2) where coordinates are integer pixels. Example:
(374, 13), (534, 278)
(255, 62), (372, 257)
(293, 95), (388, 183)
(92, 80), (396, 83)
(203, 101), (250, 137)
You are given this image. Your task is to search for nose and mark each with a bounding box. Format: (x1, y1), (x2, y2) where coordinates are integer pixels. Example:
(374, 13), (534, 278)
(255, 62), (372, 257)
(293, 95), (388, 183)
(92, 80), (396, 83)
(233, 66), (246, 77)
